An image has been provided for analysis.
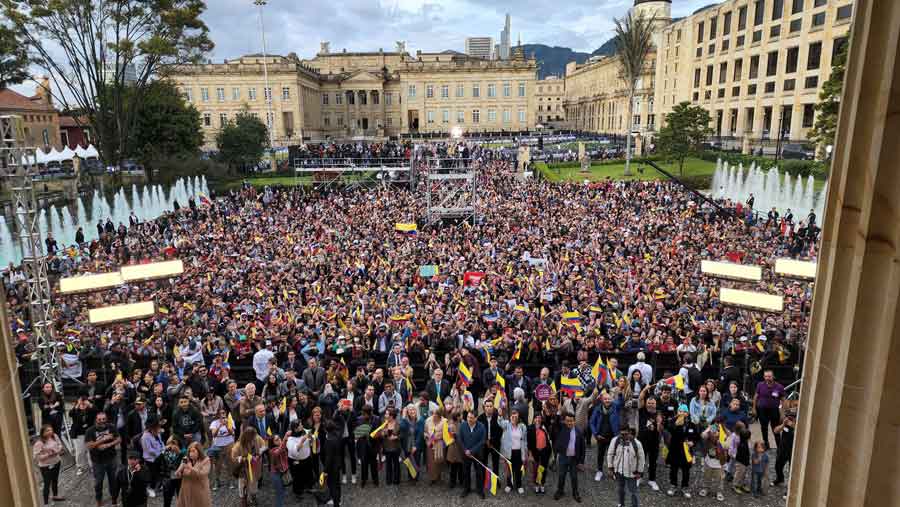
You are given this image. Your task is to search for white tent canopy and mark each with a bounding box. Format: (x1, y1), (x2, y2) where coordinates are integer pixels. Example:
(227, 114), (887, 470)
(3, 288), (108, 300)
(20, 144), (100, 166)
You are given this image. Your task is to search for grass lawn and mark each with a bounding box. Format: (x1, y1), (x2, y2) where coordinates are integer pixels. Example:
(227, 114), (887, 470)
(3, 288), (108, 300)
(536, 158), (717, 183)
(218, 172), (379, 190)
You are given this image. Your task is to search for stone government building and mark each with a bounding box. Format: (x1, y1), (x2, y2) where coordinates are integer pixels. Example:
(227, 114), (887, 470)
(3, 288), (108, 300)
(172, 42), (538, 148)
(170, 0), (853, 149)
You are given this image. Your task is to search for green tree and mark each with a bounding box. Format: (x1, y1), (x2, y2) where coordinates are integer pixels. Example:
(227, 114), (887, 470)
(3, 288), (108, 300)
(0, 23), (28, 89)
(216, 109), (268, 172)
(2, 0), (213, 165)
(127, 80), (203, 165)
(657, 101), (713, 175)
(808, 38), (849, 158)
(613, 11), (656, 177)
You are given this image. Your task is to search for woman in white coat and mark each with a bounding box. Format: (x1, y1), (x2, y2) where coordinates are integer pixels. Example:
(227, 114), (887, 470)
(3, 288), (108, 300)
(498, 407), (528, 494)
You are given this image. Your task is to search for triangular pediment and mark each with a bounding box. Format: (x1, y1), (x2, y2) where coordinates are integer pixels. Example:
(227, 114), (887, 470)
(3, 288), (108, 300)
(341, 70), (384, 84)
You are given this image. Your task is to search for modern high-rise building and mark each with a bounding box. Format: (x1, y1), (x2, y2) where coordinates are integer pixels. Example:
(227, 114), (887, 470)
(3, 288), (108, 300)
(498, 14), (512, 60)
(465, 37), (494, 59)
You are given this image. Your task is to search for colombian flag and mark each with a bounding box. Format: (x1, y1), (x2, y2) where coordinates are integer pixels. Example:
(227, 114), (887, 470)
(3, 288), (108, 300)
(458, 362), (473, 386)
(395, 223), (418, 235)
(484, 469), (498, 495)
(560, 376), (584, 397)
(198, 193), (212, 206)
(663, 374), (686, 391)
(442, 422), (454, 446)
(591, 355), (609, 385)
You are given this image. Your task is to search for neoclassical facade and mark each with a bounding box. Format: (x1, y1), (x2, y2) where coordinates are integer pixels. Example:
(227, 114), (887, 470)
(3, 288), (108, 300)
(535, 77), (566, 127)
(170, 44), (538, 148)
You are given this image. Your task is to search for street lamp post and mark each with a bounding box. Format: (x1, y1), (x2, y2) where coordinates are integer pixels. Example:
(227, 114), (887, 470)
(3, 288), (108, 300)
(254, 0), (276, 170)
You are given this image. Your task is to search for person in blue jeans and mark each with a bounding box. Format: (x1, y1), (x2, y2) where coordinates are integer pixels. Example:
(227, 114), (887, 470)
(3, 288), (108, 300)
(751, 441), (769, 497)
(84, 412), (121, 507)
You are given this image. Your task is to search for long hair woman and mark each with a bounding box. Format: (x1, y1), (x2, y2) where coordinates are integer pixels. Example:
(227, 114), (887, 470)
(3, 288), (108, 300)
(527, 413), (551, 494)
(37, 382), (64, 435)
(159, 437), (184, 507)
(286, 420), (313, 497)
(176, 441), (211, 507)
(32, 424), (65, 505)
(231, 427), (266, 507)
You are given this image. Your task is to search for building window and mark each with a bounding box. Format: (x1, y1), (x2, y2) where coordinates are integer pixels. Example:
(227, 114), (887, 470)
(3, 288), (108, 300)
(347, 91), (354, 105)
(282, 87), (290, 100)
(706, 65), (714, 86)
(324, 116), (330, 127)
(426, 85), (434, 98)
(518, 109), (526, 122)
(802, 103), (815, 127)
(693, 91), (699, 102)
(738, 5), (748, 30)
(337, 115), (344, 127)
(472, 109), (480, 123)
(792, 0), (804, 14)
(487, 84), (496, 97)
(784, 79), (796, 91)
(426, 110), (434, 124)
(765, 81), (776, 93)
(385, 92), (392, 105)
(790, 18), (802, 32)
(201, 88), (209, 102)
(832, 37), (848, 60)
(719, 62), (728, 83)
(216, 87), (225, 102)
(836, 4), (852, 21)
(805, 75), (819, 88)
(705, 90), (712, 100)
(442, 109), (449, 123)
(203, 113), (211, 126)
(723, 11), (732, 35)
(770, 25), (781, 38)
(814, 0), (826, 6)
(732, 85), (741, 97)
(457, 110), (465, 123)
(754, 0), (764, 25)
(503, 82), (511, 97)
(718, 88), (726, 98)
(710, 17), (718, 38)
(264, 87), (272, 102)
(722, 39), (730, 51)
(185, 89), (193, 102)
(696, 47), (703, 58)
(737, 35), (745, 47)
(386, 117), (393, 127)
(697, 21), (705, 43)
(473, 83), (480, 97)
(335, 93), (342, 105)
(322, 93), (329, 105)
(786, 47), (800, 73)
(441, 85), (449, 99)
(748, 84), (757, 95)
(767, 51), (779, 76)
(219, 113), (227, 127)
(408, 85), (416, 98)
(518, 82), (526, 97)
(772, 0), (784, 20)
(694, 68), (702, 87)
(266, 112), (273, 129)
(734, 58), (744, 80)
(503, 109), (511, 123)
(372, 92), (379, 105)
(750, 55), (759, 79)
(753, 30), (762, 43)
(709, 43), (716, 55)
(808, 41), (822, 69)
(812, 12), (826, 27)
(488, 109), (496, 122)
(456, 84), (464, 97)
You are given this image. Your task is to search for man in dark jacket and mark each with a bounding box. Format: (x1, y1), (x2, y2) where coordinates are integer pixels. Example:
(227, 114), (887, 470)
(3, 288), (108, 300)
(333, 400), (357, 482)
(477, 398), (503, 477)
(554, 412), (585, 503)
(171, 396), (203, 445)
(424, 369), (451, 407)
(244, 402), (278, 441)
(302, 357), (327, 398)
(459, 411), (486, 499)
(117, 451), (151, 507)
(322, 421), (344, 507)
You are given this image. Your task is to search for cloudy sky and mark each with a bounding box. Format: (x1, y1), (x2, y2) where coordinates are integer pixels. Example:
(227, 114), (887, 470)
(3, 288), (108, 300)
(12, 0), (713, 96)
(203, 0), (714, 59)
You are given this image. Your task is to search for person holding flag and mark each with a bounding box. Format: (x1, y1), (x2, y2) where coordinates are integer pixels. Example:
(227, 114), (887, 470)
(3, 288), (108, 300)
(458, 410), (486, 498)
(497, 406), (528, 494)
(424, 408), (448, 484)
(665, 404), (699, 498)
(230, 427), (266, 507)
(527, 413), (552, 494)
(207, 408), (236, 490)
(698, 418), (729, 501)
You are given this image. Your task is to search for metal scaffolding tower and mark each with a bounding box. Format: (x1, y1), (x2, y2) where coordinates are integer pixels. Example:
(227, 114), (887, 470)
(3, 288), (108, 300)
(1, 115), (70, 444)
(423, 157), (478, 226)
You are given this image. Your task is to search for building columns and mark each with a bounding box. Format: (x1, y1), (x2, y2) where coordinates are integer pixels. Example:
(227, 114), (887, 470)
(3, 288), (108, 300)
(788, 1), (900, 507)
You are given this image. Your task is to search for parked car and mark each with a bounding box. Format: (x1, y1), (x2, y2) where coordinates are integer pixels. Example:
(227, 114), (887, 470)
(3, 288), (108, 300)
(781, 143), (816, 160)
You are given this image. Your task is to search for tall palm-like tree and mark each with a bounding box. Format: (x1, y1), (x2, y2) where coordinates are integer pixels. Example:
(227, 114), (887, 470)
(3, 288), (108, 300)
(614, 11), (657, 176)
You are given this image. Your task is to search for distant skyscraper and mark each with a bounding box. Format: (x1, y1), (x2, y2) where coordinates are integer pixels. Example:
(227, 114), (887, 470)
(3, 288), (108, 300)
(465, 37), (494, 59)
(499, 14), (511, 60)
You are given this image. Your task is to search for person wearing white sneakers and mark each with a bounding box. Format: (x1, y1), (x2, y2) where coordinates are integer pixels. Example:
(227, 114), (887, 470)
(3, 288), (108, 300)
(699, 420), (728, 501)
(637, 385), (663, 492)
(498, 407), (528, 495)
(590, 392), (623, 483)
(527, 413), (552, 495)
(606, 426), (645, 507)
(665, 405), (698, 499)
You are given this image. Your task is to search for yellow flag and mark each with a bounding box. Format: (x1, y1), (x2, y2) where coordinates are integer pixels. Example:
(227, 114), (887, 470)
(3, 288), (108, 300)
(684, 442), (694, 463)
(402, 456), (418, 479)
(247, 453), (254, 482)
(280, 397), (287, 414)
(442, 421), (454, 446)
(319, 472), (326, 487)
(536, 465), (545, 484)
(267, 426), (272, 437)
(370, 420), (388, 438)
(226, 413), (235, 432)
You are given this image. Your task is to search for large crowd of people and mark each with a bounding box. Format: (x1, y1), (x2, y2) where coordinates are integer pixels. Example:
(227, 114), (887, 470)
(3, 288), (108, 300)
(6, 150), (816, 507)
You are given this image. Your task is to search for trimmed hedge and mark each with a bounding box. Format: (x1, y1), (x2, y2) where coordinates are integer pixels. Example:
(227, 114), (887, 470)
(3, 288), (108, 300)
(546, 155), (665, 170)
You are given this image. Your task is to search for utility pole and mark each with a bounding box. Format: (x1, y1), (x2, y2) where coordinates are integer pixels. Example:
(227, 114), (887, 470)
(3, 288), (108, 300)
(254, 0), (276, 170)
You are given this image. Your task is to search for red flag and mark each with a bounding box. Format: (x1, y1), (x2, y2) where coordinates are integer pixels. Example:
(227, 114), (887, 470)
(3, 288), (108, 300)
(463, 271), (486, 286)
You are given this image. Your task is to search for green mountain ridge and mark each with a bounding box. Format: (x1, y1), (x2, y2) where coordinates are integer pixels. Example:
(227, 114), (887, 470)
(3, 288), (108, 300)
(522, 38), (618, 79)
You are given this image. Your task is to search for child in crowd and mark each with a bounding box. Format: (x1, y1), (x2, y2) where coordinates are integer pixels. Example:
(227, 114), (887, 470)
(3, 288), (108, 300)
(729, 421), (752, 494)
(699, 421), (728, 501)
(751, 441), (769, 497)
